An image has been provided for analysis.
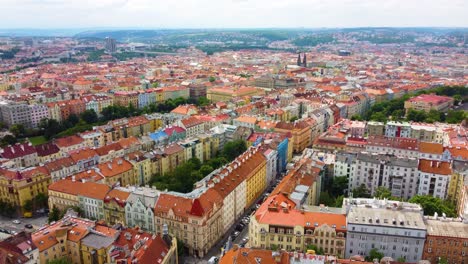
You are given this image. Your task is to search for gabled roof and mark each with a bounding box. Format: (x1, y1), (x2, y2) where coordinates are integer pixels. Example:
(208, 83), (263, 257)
(0, 143), (37, 159)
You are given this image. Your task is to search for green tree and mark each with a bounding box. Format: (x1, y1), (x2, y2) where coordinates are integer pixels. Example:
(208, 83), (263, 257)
(319, 191), (335, 206)
(446, 110), (467, 124)
(366, 248), (384, 261)
(369, 112), (387, 122)
(408, 195), (456, 217)
(197, 97), (210, 106)
(352, 184), (371, 198)
(334, 195), (344, 207)
(48, 206), (61, 223)
(222, 140), (247, 161)
(374, 187), (392, 199)
(330, 176), (348, 197)
(350, 115), (363, 121)
(176, 237), (186, 256)
(306, 244), (324, 255)
(80, 109), (98, 124)
(439, 257), (448, 264)
(40, 118), (61, 139)
(23, 199), (33, 212)
(47, 258), (70, 264)
(66, 114), (80, 126)
(187, 157), (202, 170)
(9, 124), (25, 137)
(0, 134), (17, 147)
(453, 94), (462, 105)
(209, 76), (216, 82)
(200, 165), (214, 176)
(35, 193), (49, 209)
(406, 109), (427, 122)
(397, 256), (406, 262)
(289, 116), (299, 122)
(152, 82), (160, 88)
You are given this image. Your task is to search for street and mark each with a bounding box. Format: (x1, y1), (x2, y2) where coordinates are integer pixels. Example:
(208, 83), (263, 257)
(0, 215), (48, 236)
(183, 177), (283, 264)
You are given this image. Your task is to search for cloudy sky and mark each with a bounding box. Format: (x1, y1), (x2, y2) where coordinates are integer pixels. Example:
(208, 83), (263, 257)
(1, 0), (467, 28)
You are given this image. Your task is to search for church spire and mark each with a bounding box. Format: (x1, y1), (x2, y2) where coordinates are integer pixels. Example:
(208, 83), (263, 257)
(302, 53), (307, 67)
(297, 53), (301, 66)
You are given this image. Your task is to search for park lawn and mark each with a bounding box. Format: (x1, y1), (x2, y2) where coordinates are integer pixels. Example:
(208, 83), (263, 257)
(29, 135), (47, 146)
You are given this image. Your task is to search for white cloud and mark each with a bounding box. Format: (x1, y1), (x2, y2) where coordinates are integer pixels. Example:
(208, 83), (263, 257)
(0, 0), (466, 28)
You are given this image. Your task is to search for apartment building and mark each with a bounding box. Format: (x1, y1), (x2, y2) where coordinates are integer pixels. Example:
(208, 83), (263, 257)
(345, 198), (426, 261)
(0, 102), (32, 128)
(125, 186), (159, 233)
(0, 143), (39, 168)
(349, 153), (419, 199)
(249, 193), (347, 258)
(385, 121), (411, 138)
(0, 167), (50, 211)
(404, 94), (454, 114)
(422, 217), (468, 264)
(418, 159), (452, 199)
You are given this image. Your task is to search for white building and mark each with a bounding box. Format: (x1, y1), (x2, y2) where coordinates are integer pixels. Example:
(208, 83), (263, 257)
(125, 186), (159, 233)
(385, 121), (411, 138)
(334, 152), (357, 178)
(366, 136), (420, 158)
(418, 159), (452, 199)
(263, 148), (278, 187)
(29, 104), (50, 128)
(349, 152), (419, 199)
(344, 198), (426, 261)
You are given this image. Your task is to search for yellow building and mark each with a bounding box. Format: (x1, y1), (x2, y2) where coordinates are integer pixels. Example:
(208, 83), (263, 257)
(207, 86), (263, 103)
(244, 151), (267, 208)
(448, 171), (465, 206)
(275, 121), (311, 154)
(0, 167), (50, 213)
(162, 143), (185, 173)
(32, 214), (178, 264)
(249, 193), (347, 258)
(145, 113), (164, 131)
(32, 214), (95, 264)
(103, 189), (130, 226)
(128, 151), (152, 186)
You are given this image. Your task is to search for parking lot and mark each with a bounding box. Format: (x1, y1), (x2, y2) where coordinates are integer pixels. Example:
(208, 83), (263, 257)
(0, 215), (48, 236)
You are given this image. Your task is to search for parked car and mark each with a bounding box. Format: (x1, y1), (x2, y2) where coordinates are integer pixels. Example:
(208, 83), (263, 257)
(208, 256), (219, 264)
(12, 220), (21, 224)
(232, 231), (240, 238)
(24, 224), (33, 229)
(242, 237), (249, 244)
(235, 224), (244, 231)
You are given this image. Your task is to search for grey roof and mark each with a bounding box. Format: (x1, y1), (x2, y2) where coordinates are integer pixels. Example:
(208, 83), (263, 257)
(425, 218), (468, 238)
(294, 185), (309, 193)
(81, 233), (115, 249)
(356, 152), (418, 167)
(347, 206), (426, 231)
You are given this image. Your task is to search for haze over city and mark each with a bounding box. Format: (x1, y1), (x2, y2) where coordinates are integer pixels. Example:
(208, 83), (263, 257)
(1, 0), (468, 29)
(0, 1), (467, 264)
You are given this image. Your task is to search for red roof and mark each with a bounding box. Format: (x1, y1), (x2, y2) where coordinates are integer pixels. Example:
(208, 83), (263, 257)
(164, 126), (185, 137)
(0, 143), (37, 159)
(35, 143), (60, 157)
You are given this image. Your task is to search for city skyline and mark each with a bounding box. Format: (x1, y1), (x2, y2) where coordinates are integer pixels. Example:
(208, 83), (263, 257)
(1, 0), (467, 29)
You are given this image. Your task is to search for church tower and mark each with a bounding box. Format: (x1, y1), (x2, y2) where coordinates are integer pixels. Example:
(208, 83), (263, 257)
(297, 53), (301, 66)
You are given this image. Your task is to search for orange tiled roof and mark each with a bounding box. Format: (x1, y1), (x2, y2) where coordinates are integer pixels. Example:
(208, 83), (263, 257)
(418, 159), (452, 175)
(419, 142), (443, 155)
(49, 179), (110, 199)
(97, 158), (133, 178)
(54, 135), (84, 148)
